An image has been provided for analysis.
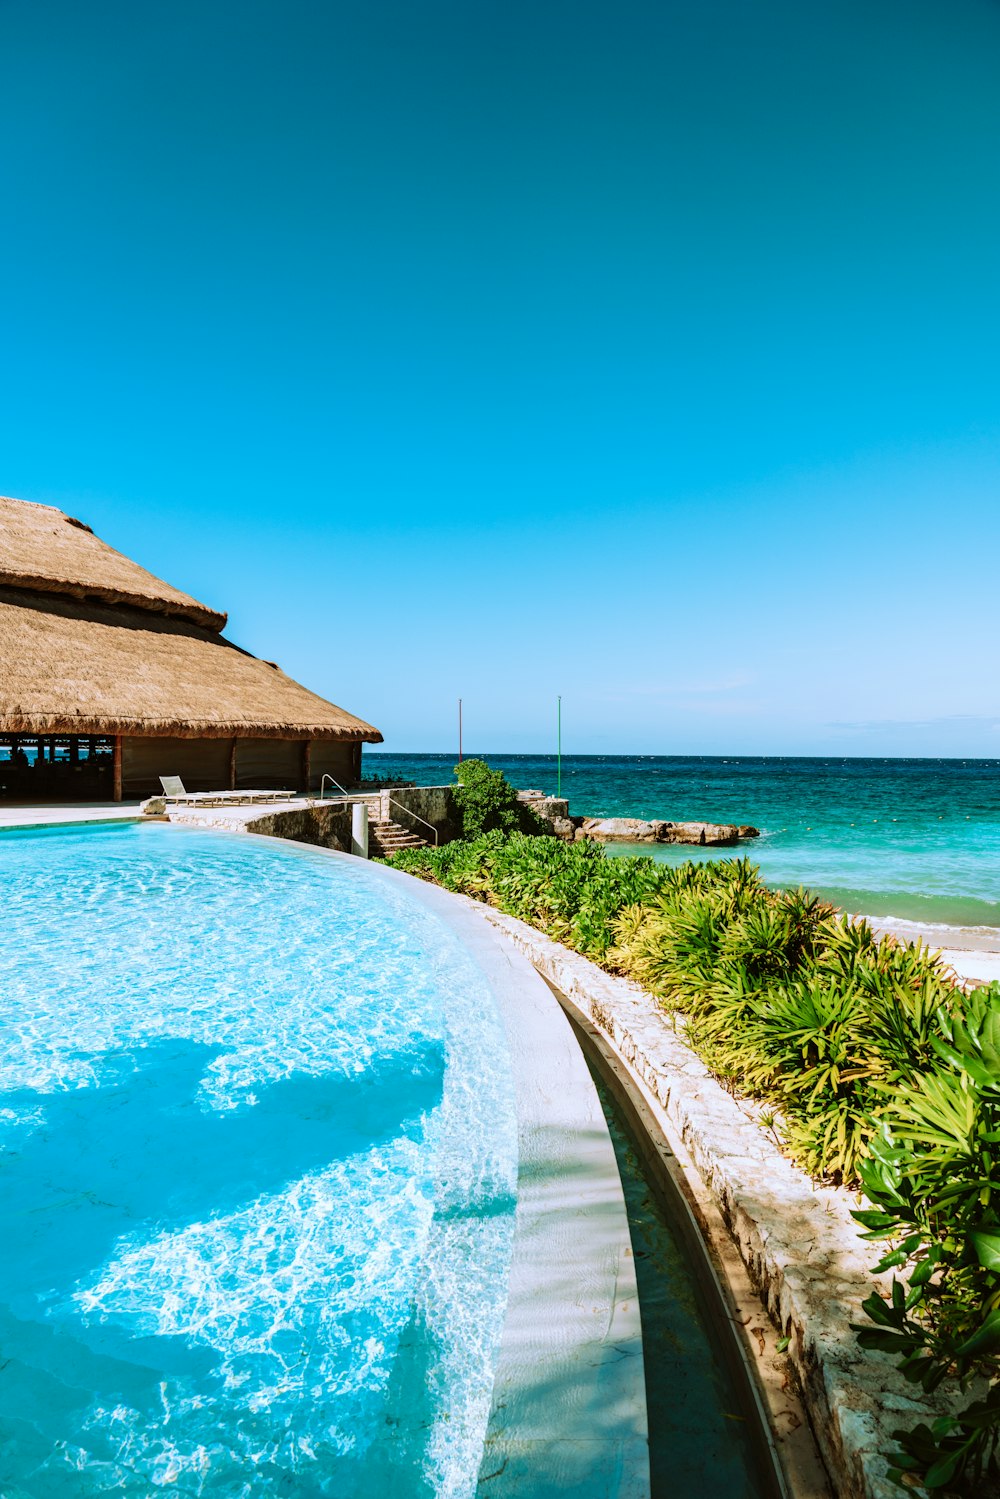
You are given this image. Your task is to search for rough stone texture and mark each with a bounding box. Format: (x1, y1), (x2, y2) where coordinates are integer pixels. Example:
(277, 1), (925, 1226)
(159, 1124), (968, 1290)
(580, 816), (759, 845)
(457, 901), (945, 1499)
(580, 817), (668, 842)
(533, 807), (576, 841)
(514, 791), (576, 840)
(245, 803), (353, 851)
(517, 793), (569, 818)
(379, 784), (461, 844)
(382, 785), (579, 845)
(165, 801), (352, 851)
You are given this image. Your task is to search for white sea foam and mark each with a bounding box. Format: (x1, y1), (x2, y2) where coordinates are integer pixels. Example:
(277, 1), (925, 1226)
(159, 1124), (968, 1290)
(857, 910), (1000, 950)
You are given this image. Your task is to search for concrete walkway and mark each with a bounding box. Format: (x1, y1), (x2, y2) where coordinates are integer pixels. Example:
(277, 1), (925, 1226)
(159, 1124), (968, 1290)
(163, 798), (312, 830)
(0, 801), (144, 829)
(0, 799), (317, 832)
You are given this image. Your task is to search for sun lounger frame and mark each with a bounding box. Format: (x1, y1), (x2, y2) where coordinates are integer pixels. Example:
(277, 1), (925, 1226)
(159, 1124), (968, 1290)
(159, 775), (294, 808)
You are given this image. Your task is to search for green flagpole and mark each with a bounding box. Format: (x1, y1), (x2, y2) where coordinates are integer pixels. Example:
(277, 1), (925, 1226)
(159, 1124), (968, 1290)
(557, 695), (562, 798)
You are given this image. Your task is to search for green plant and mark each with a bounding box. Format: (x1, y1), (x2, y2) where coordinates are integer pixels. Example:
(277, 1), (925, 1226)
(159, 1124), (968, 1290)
(853, 984), (1000, 1491)
(387, 832), (1000, 1489)
(451, 759), (542, 840)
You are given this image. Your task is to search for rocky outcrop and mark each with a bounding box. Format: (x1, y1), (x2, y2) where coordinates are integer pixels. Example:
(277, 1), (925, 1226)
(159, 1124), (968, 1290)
(516, 791), (576, 841)
(579, 816), (759, 846)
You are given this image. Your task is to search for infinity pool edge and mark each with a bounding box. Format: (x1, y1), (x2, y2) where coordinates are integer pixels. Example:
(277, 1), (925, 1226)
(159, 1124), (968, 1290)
(195, 829), (651, 1499)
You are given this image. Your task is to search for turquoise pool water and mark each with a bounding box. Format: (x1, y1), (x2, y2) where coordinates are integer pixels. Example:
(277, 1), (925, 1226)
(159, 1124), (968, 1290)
(0, 824), (518, 1497)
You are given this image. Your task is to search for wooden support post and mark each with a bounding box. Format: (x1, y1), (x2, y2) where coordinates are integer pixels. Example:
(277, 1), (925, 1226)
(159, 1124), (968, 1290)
(301, 740), (311, 793)
(113, 735), (123, 802)
(229, 738), (238, 791)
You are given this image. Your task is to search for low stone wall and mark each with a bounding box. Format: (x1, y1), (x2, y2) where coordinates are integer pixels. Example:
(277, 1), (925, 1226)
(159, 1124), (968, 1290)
(163, 802), (354, 850)
(380, 785), (462, 843)
(519, 794), (576, 840)
(456, 901), (944, 1499)
(245, 803), (353, 851)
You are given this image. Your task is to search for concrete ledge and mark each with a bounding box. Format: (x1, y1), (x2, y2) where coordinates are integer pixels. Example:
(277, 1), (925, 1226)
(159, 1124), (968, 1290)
(452, 900), (942, 1499)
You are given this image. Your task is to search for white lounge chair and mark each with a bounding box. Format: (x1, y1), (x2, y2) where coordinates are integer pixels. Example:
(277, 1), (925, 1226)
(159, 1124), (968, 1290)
(159, 776), (294, 807)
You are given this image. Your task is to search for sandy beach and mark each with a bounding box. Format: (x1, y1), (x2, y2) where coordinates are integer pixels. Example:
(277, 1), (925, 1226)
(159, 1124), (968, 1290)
(864, 914), (1000, 987)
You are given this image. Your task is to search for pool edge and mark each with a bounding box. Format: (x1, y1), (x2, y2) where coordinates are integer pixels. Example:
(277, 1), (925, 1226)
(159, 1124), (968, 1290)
(175, 827), (652, 1499)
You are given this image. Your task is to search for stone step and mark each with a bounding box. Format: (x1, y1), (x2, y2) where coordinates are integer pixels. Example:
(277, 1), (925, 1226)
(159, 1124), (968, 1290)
(368, 816), (427, 855)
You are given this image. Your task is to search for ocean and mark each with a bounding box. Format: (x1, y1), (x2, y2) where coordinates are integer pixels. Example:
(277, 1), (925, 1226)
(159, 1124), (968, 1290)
(362, 753), (1000, 934)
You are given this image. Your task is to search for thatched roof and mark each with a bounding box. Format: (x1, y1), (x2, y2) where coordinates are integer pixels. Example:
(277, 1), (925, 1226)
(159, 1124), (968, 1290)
(0, 494), (227, 632)
(0, 588), (383, 740)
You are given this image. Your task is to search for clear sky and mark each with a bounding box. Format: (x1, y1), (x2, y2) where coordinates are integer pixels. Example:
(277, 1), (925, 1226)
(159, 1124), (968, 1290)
(2, 0), (999, 755)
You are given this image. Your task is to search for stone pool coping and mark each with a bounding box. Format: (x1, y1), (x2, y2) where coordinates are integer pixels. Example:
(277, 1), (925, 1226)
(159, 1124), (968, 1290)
(453, 900), (943, 1499)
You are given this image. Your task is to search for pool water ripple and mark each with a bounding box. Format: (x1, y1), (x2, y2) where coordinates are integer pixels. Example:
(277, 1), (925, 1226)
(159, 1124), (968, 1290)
(0, 823), (518, 1497)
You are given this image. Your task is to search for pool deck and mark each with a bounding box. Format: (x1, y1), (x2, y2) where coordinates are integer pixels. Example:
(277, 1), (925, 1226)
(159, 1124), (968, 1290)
(0, 800), (145, 829)
(0, 799), (315, 833)
(162, 799), (314, 829)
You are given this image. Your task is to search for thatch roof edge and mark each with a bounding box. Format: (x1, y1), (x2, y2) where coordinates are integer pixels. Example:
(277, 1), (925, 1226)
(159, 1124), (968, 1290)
(0, 569), (227, 632)
(0, 495), (228, 630)
(0, 588), (383, 743)
(0, 714), (382, 742)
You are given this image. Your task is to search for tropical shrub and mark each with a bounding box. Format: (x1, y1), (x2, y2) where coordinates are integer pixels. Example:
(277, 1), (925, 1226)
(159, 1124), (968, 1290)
(451, 759), (543, 840)
(388, 832), (1000, 1491)
(854, 984), (1000, 1491)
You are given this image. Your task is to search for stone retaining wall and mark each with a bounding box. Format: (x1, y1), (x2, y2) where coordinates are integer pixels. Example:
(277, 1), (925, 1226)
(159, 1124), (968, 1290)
(459, 901), (944, 1499)
(380, 785), (462, 843)
(164, 802), (353, 851)
(245, 804), (352, 851)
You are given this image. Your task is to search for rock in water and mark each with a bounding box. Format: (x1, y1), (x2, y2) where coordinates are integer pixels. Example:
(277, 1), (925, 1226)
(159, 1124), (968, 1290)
(579, 817), (758, 846)
(579, 817), (665, 842)
(665, 821), (741, 846)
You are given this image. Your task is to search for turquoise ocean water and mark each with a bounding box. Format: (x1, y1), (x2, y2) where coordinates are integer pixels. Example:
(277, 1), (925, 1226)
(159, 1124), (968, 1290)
(365, 754), (1000, 932)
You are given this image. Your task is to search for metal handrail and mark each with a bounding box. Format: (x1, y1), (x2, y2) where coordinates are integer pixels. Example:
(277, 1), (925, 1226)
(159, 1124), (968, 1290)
(318, 773), (351, 800)
(386, 795), (439, 847)
(316, 775), (439, 848)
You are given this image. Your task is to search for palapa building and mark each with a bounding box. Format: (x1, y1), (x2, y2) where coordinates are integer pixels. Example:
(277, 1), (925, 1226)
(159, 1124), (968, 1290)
(0, 494), (382, 801)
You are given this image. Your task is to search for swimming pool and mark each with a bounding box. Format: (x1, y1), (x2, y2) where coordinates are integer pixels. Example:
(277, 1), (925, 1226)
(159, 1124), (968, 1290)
(0, 823), (519, 1497)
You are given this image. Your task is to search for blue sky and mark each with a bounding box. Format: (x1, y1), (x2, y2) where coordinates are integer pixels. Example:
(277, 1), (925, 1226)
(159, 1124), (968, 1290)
(3, 0), (1000, 755)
